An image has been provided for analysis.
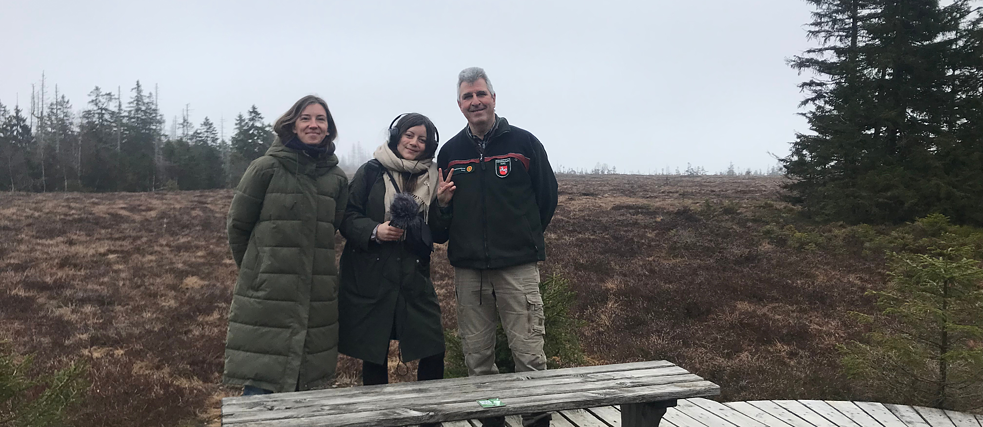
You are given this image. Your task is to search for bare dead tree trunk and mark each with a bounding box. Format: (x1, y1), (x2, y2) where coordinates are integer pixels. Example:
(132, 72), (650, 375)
(76, 116), (82, 190)
(152, 84), (159, 191)
(32, 72), (47, 193)
(57, 85), (68, 191)
(936, 277), (951, 408)
(116, 86), (122, 191)
(7, 155), (14, 192)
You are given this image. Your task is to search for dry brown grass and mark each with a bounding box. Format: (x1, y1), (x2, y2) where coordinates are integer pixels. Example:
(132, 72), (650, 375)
(0, 175), (885, 425)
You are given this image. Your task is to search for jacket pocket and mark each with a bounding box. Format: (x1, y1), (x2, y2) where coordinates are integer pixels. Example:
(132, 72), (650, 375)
(348, 247), (384, 298)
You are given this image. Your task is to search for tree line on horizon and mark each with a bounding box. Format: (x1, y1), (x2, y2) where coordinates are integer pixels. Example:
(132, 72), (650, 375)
(0, 77), (785, 193)
(0, 78), (379, 193)
(0, 78), (263, 192)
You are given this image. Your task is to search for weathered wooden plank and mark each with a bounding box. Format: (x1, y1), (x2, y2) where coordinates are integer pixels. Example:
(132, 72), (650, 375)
(223, 375), (714, 424)
(663, 409), (709, 427)
(224, 366), (694, 415)
(685, 398), (766, 427)
(851, 402), (908, 427)
(943, 409), (982, 427)
(774, 400), (838, 427)
(442, 421), (475, 427)
(504, 415), (523, 427)
(224, 375), (706, 424)
(672, 399), (739, 426)
(585, 406), (622, 426)
(546, 412), (580, 427)
(227, 382), (719, 427)
(723, 401), (796, 427)
(744, 401), (815, 427)
(794, 401), (861, 427)
(913, 406), (957, 427)
(224, 361), (678, 407)
(561, 408), (607, 426)
(884, 403), (931, 427)
(823, 401), (881, 427)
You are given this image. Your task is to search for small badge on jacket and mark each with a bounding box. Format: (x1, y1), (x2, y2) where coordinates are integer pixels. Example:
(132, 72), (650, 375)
(495, 158), (510, 178)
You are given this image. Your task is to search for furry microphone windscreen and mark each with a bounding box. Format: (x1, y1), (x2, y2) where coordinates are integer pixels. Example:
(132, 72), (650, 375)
(389, 192), (419, 230)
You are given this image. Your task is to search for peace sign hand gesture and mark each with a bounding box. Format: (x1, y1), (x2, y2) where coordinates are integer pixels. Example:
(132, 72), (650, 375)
(436, 168), (456, 208)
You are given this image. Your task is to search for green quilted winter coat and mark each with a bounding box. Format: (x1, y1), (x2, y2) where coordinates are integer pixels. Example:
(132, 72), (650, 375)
(223, 138), (349, 393)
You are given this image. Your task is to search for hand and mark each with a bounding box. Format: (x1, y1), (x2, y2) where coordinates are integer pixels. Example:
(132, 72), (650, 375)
(437, 168), (456, 207)
(377, 221), (404, 242)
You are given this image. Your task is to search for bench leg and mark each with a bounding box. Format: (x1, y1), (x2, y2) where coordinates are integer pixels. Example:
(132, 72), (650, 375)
(621, 399), (676, 427)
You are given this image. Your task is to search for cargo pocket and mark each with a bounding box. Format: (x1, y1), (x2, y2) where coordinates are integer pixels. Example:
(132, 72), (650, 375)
(526, 293), (546, 336)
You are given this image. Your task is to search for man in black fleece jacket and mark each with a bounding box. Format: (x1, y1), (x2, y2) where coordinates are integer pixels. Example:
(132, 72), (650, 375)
(434, 67), (558, 427)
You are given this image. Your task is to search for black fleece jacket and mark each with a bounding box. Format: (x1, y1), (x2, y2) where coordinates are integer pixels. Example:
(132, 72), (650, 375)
(434, 117), (558, 270)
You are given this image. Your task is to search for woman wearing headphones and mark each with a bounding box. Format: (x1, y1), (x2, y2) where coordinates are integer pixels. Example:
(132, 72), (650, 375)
(339, 113), (456, 392)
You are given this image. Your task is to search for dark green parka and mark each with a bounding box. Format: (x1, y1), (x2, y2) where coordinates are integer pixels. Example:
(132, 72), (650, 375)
(338, 162), (444, 365)
(224, 139), (348, 393)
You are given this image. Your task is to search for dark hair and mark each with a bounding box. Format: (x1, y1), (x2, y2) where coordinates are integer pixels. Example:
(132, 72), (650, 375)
(273, 95), (338, 156)
(388, 113), (439, 160)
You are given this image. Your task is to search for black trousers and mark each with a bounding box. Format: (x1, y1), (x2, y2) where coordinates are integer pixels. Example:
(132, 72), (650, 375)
(362, 351), (445, 385)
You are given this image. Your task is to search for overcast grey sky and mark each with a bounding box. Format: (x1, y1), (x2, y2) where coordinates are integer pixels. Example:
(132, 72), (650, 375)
(1, 0), (815, 174)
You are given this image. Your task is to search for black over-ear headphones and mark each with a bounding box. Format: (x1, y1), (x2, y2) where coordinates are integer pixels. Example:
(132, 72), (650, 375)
(389, 113), (440, 146)
(389, 113), (410, 146)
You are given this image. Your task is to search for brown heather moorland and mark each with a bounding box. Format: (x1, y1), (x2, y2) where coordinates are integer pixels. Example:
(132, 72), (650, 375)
(0, 175), (887, 426)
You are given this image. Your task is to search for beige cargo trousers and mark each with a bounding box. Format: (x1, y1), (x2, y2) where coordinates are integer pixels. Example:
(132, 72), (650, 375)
(455, 262), (551, 426)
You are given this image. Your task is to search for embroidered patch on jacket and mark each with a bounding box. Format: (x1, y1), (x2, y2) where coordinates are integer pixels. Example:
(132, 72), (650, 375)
(453, 164), (476, 174)
(495, 158), (511, 178)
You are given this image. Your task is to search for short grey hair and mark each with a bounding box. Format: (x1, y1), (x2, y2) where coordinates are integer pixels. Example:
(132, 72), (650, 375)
(457, 67), (495, 98)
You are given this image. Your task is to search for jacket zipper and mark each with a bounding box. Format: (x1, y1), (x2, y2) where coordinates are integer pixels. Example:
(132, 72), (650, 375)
(479, 152), (490, 269)
(473, 139), (491, 269)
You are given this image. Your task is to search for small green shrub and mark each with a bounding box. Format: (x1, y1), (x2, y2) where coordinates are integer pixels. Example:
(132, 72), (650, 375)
(721, 200), (741, 215)
(0, 342), (88, 427)
(445, 273), (587, 378)
(840, 246), (983, 411)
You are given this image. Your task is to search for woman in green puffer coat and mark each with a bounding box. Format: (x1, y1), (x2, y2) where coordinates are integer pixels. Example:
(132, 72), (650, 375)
(339, 113), (456, 389)
(224, 95), (348, 395)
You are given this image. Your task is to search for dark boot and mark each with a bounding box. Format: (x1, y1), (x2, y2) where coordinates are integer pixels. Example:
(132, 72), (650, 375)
(522, 412), (551, 427)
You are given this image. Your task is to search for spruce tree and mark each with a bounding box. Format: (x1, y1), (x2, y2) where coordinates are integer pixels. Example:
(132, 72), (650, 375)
(42, 93), (78, 191)
(784, 0), (983, 225)
(78, 87), (121, 191)
(842, 240), (983, 411)
(0, 106), (35, 191)
(229, 106), (274, 185)
(120, 81), (158, 191)
(190, 117), (223, 189)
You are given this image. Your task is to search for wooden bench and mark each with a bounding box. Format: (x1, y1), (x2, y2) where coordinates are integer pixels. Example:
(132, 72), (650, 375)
(221, 360), (720, 427)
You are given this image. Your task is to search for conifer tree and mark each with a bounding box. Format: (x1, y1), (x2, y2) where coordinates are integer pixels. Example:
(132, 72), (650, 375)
(42, 92), (78, 191)
(0, 106), (35, 192)
(783, 0), (983, 225)
(79, 87), (121, 191)
(228, 106), (274, 185)
(119, 81), (159, 191)
(842, 234), (983, 411)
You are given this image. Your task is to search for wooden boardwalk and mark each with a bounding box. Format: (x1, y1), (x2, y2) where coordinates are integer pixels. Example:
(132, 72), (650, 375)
(441, 399), (983, 427)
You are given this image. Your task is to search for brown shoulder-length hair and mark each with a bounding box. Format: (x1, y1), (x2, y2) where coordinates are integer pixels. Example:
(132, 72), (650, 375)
(273, 95), (338, 156)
